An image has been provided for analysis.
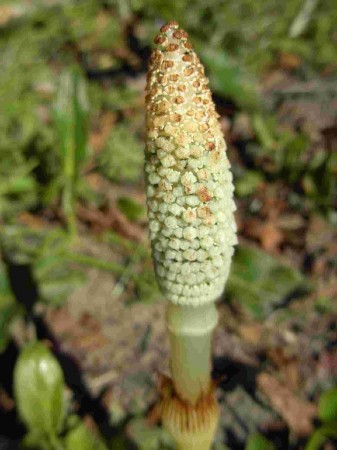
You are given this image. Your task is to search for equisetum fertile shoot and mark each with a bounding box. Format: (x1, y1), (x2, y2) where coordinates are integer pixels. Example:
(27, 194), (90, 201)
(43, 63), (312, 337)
(145, 21), (237, 450)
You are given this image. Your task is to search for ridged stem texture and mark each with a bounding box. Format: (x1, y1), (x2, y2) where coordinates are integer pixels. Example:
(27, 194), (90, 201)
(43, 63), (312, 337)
(167, 303), (218, 405)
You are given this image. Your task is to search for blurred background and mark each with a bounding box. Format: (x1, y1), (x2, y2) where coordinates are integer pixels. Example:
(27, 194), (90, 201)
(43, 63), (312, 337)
(0, 1), (336, 449)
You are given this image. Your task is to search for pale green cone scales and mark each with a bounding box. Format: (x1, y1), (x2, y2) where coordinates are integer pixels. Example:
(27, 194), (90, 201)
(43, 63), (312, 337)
(145, 21), (237, 307)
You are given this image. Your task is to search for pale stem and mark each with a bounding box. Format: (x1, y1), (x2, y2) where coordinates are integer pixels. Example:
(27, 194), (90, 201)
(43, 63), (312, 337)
(176, 442), (213, 450)
(167, 302), (218, 405)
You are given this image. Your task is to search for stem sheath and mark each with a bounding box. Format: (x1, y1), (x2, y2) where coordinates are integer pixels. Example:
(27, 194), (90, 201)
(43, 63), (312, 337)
(167, 303), (218, 404)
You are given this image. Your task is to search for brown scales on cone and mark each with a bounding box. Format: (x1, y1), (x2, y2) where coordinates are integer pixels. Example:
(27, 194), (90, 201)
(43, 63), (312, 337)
(144, 21), (237, 306)
(145, 21), (221, 145)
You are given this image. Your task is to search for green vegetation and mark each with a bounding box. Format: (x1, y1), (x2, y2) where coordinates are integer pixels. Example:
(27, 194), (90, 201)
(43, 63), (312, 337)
(14, 341), (107, 449)
(0, 0), (336, 449)
(54, 68), (90, 235)
(98, 124), (144, 183)
(227, 245), (305, 319)
(305, 389), (337, 450)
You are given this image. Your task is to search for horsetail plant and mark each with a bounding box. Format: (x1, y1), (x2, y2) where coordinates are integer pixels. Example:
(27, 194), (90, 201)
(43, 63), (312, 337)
(145, 22), (237, 450)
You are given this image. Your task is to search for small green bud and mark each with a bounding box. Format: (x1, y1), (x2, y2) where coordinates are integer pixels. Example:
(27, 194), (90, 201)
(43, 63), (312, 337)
(14, 342), (65, 438)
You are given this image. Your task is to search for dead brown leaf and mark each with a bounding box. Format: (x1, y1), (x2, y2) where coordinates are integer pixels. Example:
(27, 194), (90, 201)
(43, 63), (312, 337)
(266, 348), (300, 391)
(46, 307), (108, 353)
(77, 205), (111, 232)
(89, 111), (116, 154)
(260, 221), (284, 253)
(47, 307), (108, 352)
(18, 212), (48, 230)
(317, 349), (337, 380)
(69, 331), (109, 352)
(238, 323), (263, 345)
(77, 204), (144, 241)
(257, 372), (316, 436)
(244, 218), (284, 253)
(83, 414), (99, 434)
(312, 255), (328, 276)
(84, 173), (105, 191)
(0, 5), (20, 26)
(267, 347), (292, 368)
(260, 193), (287, 220)
(109, 206), (145, 242)
(306, 214), (336, 253)
(0, 388), (14, 412)
(278, 52), (302, 70)
(78, 312), (101, 332)
(46, 307), (80, 337)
